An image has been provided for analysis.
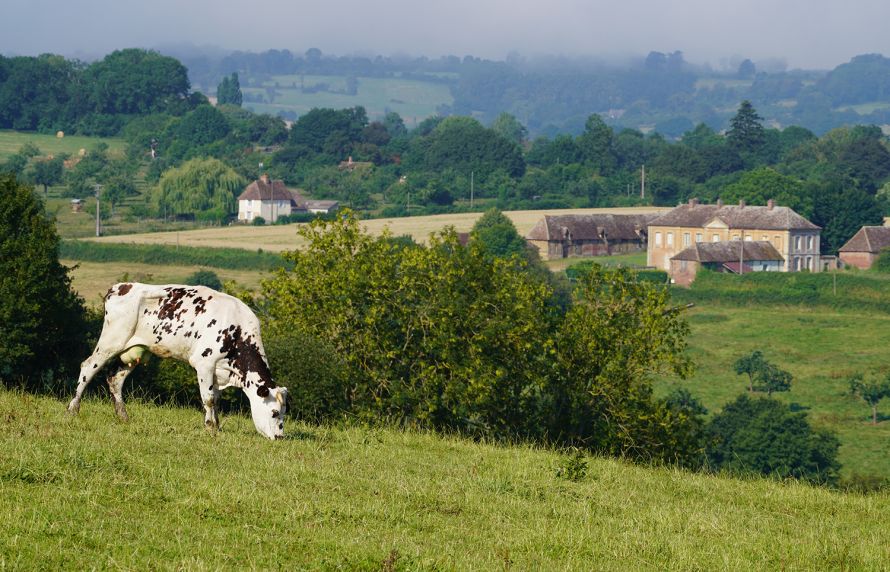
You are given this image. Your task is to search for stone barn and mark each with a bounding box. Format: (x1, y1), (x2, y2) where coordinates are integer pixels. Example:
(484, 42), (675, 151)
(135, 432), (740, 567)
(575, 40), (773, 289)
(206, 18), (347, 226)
(838, 226), (890, 270)
(525, 214), (654, 260)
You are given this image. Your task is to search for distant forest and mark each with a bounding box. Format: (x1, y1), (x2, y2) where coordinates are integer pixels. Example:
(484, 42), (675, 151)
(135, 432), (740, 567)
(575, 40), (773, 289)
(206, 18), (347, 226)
(3, 48), (890, 258)
(168, 47), (890, 136)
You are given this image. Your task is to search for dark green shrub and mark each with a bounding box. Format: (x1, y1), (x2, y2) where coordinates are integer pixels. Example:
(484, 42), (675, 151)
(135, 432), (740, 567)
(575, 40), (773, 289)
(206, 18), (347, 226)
(263, 329), (349, 422)
(184, 269), (223, 291)
(251, 216), (266, 226)
(705, 394), (840, 485)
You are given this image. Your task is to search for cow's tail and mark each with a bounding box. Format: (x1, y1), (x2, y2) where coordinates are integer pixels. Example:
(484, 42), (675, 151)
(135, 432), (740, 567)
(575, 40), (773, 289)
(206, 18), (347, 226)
(142, 288), (171, 300)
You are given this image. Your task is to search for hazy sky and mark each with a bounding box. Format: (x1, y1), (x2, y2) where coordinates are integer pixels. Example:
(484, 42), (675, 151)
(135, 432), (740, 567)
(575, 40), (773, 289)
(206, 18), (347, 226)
(3, 0), (890, 70)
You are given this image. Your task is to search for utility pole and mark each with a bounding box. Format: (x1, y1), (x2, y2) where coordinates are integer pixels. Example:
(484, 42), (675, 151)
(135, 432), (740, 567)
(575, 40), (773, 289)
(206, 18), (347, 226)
(739, 230), (744, 275)
(640, 165), (645, 200)
(470, 171), (474, 208)
(94, 184), (102, 237)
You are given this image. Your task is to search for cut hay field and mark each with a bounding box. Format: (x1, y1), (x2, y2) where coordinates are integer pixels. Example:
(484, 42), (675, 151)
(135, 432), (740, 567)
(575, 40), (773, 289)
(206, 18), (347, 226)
(87, 207), (669, 252)
(0, 130), (126, 161)
(63, 260), (265, 303)
(1, 388), (888, 570)
(242, 74), (453, 125)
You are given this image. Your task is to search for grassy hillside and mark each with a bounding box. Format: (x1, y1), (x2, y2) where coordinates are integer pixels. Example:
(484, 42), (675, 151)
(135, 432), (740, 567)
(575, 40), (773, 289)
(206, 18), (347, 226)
(1, 389), (887, 570)
(0, 130), (126, 161)
(243, 74), (453, 125)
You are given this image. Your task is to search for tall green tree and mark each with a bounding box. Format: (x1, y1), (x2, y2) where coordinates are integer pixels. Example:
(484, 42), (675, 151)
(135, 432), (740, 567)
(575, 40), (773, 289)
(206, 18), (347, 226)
(83, 49), (191, 115)
(30, 156), (64, 195)
(733, 350), (792, 395)
(0, 174), (88, 386)
(490, 112), (528, 146)
(469, 208), (528, 259)
(216, 72), (243, 107)
(577, 114), (616, 174)
(727, 100), (766, 154)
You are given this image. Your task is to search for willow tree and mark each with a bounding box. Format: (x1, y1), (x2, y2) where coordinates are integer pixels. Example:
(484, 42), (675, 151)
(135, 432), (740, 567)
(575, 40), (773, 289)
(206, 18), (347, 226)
(154, 157), (245, 222)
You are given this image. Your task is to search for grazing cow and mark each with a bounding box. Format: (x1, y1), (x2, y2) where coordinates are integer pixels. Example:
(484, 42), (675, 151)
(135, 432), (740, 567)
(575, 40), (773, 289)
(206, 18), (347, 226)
(67, 282), (288, 440)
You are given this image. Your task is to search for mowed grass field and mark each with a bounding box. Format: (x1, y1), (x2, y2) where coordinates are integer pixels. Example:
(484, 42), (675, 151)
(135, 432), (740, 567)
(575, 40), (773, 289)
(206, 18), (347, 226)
(1, 388), (888, 570)
(657, 303), (890, 480)
(243, 74), (453, 125)
(63, 260), (266, 303)
(87, 207), (670, 252)
(0, 130), (126, 161)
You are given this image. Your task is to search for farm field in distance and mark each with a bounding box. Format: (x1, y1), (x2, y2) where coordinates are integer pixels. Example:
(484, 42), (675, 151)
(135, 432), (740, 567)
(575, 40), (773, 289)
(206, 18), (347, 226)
(0, 130), (126, 162)
(242, 74), (453, 125)
(1, 388), (888, 570)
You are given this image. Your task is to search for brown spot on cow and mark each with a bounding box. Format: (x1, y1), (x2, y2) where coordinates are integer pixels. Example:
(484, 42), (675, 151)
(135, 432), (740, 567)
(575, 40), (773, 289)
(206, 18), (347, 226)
(117, 283), (133, 296)
(219, 325), (276, 394)
(201, 348), (212, 357)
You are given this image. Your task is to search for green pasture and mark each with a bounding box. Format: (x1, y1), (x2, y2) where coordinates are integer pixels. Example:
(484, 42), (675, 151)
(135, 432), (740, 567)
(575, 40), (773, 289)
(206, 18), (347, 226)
(0, 130), (126, 162)
(243, 74), (453, 124)
(657, 270), (890, 480)
(1, 389), (887, 570)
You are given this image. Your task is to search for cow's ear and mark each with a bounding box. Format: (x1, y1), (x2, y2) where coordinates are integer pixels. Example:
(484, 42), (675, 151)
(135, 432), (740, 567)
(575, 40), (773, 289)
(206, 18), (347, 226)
(275, 389), (285, 405)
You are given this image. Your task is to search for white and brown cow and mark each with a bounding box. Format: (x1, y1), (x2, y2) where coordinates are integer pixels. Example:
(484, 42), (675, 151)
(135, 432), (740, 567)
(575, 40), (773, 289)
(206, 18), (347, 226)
(67, 282), (288, 439)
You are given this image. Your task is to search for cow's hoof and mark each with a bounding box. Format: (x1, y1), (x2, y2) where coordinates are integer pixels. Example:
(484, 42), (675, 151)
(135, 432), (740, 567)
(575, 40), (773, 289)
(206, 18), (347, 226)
(66, 401), (80, 415)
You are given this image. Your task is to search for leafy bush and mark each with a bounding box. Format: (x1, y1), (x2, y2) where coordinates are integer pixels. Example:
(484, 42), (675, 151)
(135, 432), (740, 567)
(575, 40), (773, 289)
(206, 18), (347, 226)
(264, 329), (349, 422)
(262, 211), (699, 465)
(251, 216), (266, 226)
(705, 394), (840, 485)
(184, 269), (223, 291)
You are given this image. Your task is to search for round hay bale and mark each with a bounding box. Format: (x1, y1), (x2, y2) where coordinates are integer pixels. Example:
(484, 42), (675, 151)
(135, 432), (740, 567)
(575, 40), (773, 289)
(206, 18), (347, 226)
(56, 131), (65, 138)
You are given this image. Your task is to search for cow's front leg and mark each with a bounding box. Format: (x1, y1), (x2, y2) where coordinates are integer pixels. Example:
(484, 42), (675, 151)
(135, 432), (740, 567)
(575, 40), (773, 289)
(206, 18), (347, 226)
(106, 364), (134, 422)
(197, 366), (220, 433)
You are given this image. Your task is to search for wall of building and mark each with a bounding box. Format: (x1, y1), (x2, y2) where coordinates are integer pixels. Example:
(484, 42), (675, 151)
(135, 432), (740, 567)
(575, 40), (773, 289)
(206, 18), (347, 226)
(839, 251), (876, 270)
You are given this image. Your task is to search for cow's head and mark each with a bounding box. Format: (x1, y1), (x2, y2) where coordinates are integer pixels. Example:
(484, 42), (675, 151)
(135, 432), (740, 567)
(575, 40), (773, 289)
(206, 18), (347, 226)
(247, 385), (289, 440)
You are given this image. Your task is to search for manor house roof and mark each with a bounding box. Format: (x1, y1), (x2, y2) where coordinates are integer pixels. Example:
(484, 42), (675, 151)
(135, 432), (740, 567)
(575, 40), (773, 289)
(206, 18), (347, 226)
(671, 240), (784, 263)
(238, 177), (307, 206)
(649, 200), (819, 231)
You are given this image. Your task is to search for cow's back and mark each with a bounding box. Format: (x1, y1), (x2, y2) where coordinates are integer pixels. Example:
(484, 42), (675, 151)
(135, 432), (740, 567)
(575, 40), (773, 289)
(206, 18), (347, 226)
(104, 282), (263, 362)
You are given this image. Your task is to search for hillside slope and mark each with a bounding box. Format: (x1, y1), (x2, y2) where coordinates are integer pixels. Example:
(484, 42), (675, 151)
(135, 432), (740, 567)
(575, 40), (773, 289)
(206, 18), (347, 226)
(1, 389), (887, 570)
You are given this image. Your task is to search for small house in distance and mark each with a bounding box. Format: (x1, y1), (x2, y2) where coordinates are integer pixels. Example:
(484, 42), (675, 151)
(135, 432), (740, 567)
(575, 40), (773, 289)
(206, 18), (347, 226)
(838, 225), (890, 269)
(525, 214), (654, 260)
(670, 241), (784, 286)
(237, 174), (307, 224)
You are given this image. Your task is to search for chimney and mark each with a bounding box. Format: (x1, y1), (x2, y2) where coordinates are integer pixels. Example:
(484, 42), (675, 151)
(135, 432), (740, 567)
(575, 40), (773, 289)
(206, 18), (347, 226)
(739, 199), (745, 209)
(688, 197), (699, 207)
(716, 198), (723, 208)
(260, 173), (270, 184)
(767, 199), (775, 210)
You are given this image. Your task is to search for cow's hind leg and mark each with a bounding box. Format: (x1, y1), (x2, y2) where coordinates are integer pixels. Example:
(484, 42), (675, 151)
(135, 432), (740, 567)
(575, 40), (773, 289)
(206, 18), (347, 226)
(106, 363), (135, 421)
(67, 348), (119, 415)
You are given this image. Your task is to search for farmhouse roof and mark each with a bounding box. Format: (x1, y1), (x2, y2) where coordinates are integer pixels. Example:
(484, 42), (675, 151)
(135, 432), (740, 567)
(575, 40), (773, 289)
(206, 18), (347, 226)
(238, 178), (307, 206)
(838, 226), (890, 254)
(306, 200), (339, 212)
(525, 214), (655, 241)
(671, 240), (784, 263)
(648, 201), (819, 231)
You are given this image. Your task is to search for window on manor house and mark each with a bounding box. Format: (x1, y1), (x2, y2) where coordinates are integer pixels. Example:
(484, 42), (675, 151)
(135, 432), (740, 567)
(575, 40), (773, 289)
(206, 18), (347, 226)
(667, 232), (674, 246)
(655, 232), (662, 246)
